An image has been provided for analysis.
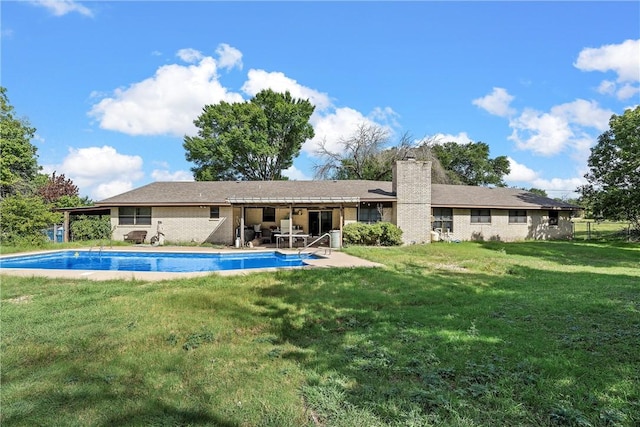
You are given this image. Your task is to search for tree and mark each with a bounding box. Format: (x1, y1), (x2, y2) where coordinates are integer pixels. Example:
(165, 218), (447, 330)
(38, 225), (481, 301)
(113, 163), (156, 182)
(579, 106), (640, 232)
(37, 171), (79, 204)
(0, 193), (62, 245)
(431, 141), (510, 186)
(184, 89), (315, 181)
(524, 188), (548, 197)
(0, 87), (40, 197)
(314, 123), (451, 183)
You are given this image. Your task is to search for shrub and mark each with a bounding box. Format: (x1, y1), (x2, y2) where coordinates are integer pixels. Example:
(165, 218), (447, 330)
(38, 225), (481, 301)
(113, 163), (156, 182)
(0, 194), (61, 245)
(343, 222), (402, 246)
(343, 222), (369, 245)
(70, 215), (112, 241)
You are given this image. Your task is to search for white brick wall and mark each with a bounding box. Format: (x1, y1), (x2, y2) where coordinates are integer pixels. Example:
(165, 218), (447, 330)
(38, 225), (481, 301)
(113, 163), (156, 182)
(111, 206), (234, 244)
(445, 209), (573, 242)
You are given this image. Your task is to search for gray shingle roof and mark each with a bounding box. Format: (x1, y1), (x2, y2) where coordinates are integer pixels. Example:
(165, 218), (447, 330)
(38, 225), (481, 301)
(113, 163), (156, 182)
(432, 184), (580, 210)
(95, 180), (395, 206)
(95, 180), (580, 210)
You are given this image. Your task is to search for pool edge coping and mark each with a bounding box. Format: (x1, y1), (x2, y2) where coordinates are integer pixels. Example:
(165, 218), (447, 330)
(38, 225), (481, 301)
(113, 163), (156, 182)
(0, 247), (382, 281)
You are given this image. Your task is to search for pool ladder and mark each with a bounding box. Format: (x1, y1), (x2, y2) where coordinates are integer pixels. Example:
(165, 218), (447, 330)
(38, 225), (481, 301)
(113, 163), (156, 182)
(89, 244), (104, 257)
(297, 233), (332, 258)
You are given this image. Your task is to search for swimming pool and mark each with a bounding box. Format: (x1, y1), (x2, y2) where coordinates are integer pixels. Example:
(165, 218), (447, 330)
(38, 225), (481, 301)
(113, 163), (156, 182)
(0, 250), (315, 273)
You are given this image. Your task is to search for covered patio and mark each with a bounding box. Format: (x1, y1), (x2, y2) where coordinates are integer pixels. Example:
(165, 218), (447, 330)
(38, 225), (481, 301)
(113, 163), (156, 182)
(231, 196), (361, 249)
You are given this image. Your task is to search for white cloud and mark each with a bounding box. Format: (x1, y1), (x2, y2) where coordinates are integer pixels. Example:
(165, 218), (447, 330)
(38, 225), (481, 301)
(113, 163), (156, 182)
(151, 169), (194, 181)
(615, 83), (640, 101)
(597, 80), (616, 96)
(88, 46), (402, 167)
(92, 180), (136, 201)
(54, 146), (144, 199)
(508, 109), (572, 156)
(30, 0), (93, 17)
(88, 51), (244, 137)
(242, 69), (332, 111)
(505, 157), (539, 182)
(176, 48), (204, 63)
(472, 87), (515, 117)
(240, 69), (398, 157)
(216, 43), (243, 71)
(283, 165), (311, 181)
(530, 176), (586, 195)
(574, 39), (640, 100)
(304, 107), (389, 156)
(575, 39), (640, 82)
(550, 99), (612, 130)
(504, 157), (586, 196)
(508, 99), (613, 157)
(429, 131), (474, 145)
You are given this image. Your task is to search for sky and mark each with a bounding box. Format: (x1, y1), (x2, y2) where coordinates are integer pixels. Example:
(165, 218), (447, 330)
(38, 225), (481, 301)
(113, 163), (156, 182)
(2, 1), (639, 201)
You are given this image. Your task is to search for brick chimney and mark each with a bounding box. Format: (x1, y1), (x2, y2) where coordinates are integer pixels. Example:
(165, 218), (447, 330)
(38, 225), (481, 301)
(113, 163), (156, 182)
(393, 159), (432, 244)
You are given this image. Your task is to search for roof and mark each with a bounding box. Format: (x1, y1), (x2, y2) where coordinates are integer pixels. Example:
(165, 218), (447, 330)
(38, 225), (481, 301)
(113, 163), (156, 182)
(95, 180), (395, 206)
(95, 180), (580, 210)
(432, 184), (581, 210)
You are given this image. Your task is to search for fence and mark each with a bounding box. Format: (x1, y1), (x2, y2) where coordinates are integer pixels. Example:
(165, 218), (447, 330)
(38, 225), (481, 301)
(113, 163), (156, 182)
(572, 220), (632, 241)
(45, 224), (65, 243)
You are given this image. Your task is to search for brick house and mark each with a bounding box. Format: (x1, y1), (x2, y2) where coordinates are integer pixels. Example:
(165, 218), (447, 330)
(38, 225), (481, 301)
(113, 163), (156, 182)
(91, 160), (580, 247)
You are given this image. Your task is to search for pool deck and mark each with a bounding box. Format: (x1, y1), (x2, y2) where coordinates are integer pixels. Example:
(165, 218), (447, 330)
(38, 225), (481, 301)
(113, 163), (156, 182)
(0, 246), (382, 281)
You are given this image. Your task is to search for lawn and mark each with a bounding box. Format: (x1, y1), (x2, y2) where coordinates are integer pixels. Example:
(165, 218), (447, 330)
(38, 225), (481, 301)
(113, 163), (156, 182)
(572, 219), (634, 241)
(1, 241), (639, 426)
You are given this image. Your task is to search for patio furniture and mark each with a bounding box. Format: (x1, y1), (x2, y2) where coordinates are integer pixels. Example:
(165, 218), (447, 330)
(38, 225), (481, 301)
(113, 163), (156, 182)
(123, 230), (147, 244)
(274, 233), (309, 248)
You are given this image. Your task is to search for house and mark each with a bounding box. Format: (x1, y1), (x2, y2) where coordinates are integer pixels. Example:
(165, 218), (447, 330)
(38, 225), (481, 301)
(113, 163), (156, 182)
(91, 160), (580, 247)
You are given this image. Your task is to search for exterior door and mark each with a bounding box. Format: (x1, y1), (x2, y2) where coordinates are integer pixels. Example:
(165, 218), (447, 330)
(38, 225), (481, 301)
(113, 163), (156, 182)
(309, 211), (332, 236)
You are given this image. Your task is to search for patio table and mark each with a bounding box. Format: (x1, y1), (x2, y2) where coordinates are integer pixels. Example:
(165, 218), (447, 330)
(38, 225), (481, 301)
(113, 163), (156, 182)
(274, 233), (309, 248)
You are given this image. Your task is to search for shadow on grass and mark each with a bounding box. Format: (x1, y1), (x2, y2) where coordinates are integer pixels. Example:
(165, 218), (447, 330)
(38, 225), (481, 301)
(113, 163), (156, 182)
(254, 263), (640, 425)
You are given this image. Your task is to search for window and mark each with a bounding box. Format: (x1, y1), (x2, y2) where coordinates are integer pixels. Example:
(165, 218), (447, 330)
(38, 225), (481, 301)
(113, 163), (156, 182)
(359, 206), (382, 223)
(119, 207), (151, 225)
(432, 208), (453, 232)
(471, 209), (491, 223)
(548, 210), (559, 226)
(210, 206), (220, 219)
(263, 207), (275, 222)
(509, 210), (527, 224)
(358, 202), (390, 224)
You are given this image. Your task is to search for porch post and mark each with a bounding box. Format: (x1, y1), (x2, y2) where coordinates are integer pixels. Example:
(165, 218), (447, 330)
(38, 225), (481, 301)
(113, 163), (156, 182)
(339, 204), (344, 247)
(64, 211), (70, 243)
(240, 205), (245, 245)
(288, 204), (293, 248)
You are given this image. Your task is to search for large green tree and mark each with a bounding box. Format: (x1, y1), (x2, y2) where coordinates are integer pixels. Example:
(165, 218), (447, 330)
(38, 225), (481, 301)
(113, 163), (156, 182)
(579, 106), (640, 232)
(0, 87), (40, 197)
(0, 193), (62, 245)
(184, 89), (315, 181)
(432, 141), (510, 186)
(314, 123), (451, 183)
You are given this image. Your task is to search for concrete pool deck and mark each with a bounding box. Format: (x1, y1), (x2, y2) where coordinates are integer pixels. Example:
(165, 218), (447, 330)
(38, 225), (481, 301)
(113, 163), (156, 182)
(0, 246), (382, 281)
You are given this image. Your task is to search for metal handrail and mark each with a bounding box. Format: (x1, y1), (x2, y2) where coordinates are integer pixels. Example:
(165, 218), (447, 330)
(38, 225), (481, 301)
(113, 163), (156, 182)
(298, 232), (332, 257)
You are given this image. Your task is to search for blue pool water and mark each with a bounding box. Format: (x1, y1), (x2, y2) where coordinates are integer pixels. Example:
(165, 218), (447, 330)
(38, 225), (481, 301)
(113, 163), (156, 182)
(0, 251), (315, 273)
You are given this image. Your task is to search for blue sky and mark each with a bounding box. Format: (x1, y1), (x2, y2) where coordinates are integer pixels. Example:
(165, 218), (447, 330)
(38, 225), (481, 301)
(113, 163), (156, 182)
(2, 1), (639, 201)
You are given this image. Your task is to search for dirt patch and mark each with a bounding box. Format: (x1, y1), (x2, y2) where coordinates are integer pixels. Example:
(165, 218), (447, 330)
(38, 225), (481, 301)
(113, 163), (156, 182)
(6, 295), (33, 304)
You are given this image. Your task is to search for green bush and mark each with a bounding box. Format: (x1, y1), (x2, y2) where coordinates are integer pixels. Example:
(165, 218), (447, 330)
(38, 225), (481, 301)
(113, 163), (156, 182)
(0, 194), (61, 245)
(343, 221), (403, 246)
(343, 222), (369, 245)
(70, 215), (112, 241)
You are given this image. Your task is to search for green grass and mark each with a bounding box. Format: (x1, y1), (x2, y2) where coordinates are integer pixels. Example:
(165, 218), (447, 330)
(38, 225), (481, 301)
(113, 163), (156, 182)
(1, 241), (639, 426)
(572, 219), (634, 241)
